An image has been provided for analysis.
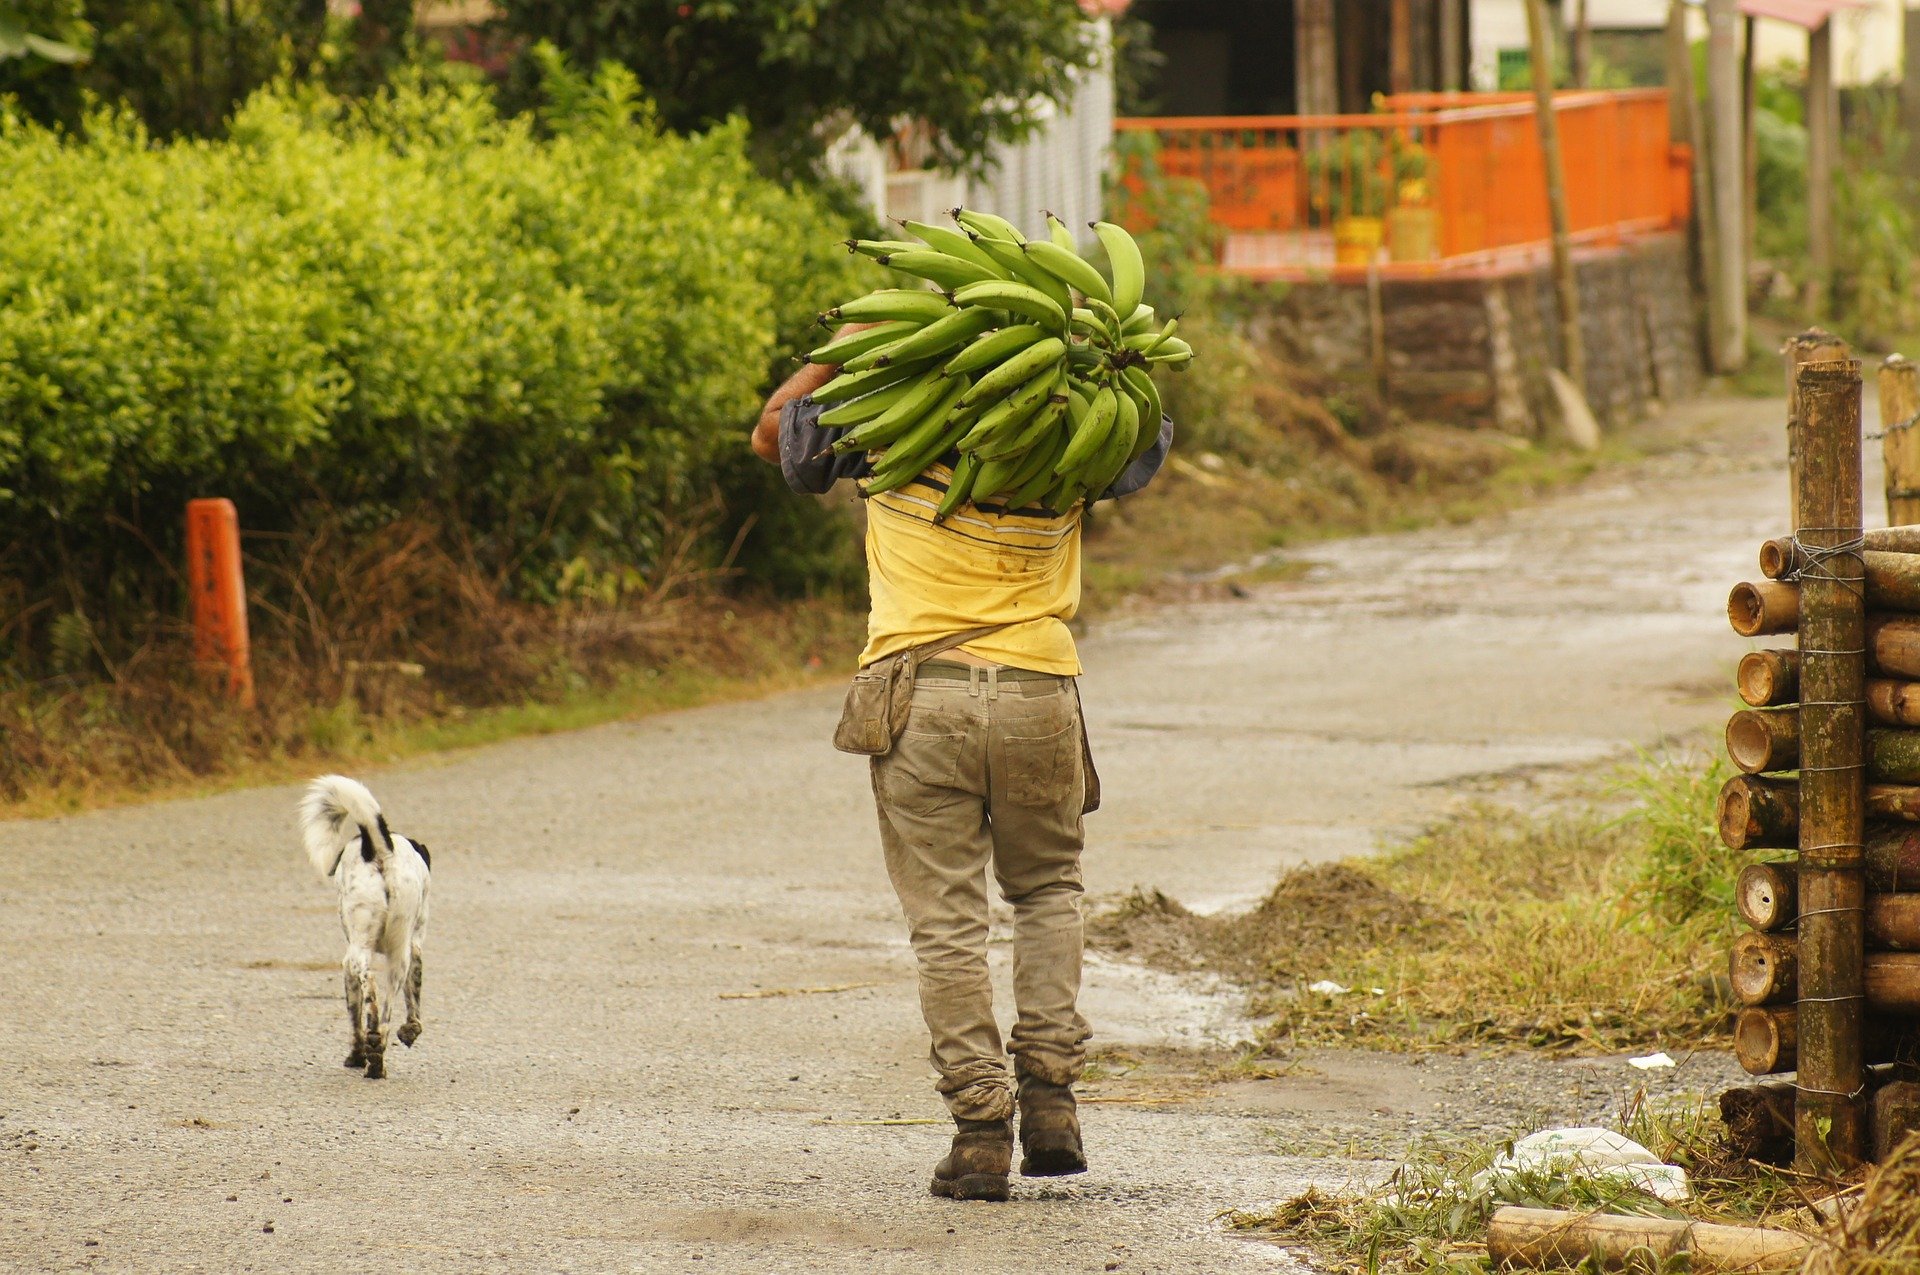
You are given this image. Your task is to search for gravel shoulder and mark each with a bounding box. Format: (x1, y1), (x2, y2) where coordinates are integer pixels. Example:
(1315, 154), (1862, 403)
(0, 393), (1814, 1273)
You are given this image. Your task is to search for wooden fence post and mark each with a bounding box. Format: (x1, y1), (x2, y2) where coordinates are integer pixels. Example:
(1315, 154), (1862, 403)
(1881, 355), (1920, 525)
(186, 498), (255, 709)
(1807, 17), (1837, 313)
(1705, 0), (1749, 372)
(1793, 358), (1868, 1174)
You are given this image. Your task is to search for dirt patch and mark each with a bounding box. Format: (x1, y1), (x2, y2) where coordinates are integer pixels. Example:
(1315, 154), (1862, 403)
(1090, 864), (1445, 984)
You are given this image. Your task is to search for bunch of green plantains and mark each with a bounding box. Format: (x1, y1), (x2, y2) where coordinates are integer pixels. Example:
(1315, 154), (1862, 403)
(804, 208), (1195, 520)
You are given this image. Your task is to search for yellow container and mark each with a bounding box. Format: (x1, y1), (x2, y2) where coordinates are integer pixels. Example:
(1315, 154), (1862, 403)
(1333, 216), (1384, 267)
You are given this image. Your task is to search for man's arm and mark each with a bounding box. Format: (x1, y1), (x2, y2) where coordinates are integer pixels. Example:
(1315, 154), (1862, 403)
(751, 322), (876, 464)
(1097, 413), (1175, 502)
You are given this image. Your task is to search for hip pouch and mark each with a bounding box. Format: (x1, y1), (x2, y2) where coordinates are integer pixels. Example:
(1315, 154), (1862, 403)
(831, 624), (1012, 758)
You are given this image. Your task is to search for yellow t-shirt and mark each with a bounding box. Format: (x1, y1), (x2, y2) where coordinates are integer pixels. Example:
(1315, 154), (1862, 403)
(859, 462), (1084, 675)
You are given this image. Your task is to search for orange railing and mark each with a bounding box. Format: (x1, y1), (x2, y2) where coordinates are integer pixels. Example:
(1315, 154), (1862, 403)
(1114, 89), (1689, 279)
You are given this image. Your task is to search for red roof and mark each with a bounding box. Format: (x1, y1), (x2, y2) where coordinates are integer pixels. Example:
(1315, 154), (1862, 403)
(1739, 0), (1870, 29)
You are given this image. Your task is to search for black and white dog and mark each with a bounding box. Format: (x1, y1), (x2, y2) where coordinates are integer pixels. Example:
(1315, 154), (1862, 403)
(298, 775), (431, 1079)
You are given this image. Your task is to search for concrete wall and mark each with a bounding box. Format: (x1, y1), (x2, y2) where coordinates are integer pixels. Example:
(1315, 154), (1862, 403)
(1244, 233), (1704, 436)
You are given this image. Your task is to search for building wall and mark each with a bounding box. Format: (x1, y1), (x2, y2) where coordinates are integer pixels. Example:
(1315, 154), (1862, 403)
(1470, 1), (1911, 90)
(1245, 234), (1703, 435)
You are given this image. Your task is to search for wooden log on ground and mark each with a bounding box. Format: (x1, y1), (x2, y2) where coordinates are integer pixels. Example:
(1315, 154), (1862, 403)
(1719, 775), (1798, 850)
(1718, 779), (1920, 850)
(1727, 580), (1798, 636)
(1869, 893), (1920, 951)
(1794, 357), (1868, 1170)
(1738, 649), (1798, 706)
(1730, 931), (1798, 1006)
(1719, 1082), (1796, 1166)
(1486, 1205), (1810, 1271)
(1738, 862), (1798, 931)
(1871, 1079), (1920, 1163)
(1726, 707), (1799, 773)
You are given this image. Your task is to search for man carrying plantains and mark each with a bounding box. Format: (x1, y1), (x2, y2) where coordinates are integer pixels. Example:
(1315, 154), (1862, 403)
(750, 329), (1172, 1202)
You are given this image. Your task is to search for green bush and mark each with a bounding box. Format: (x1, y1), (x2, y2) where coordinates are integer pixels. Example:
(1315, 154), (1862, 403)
(0, 60), (864, 671)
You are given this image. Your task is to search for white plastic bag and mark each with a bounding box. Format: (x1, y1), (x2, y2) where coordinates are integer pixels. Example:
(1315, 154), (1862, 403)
(1472, 1127), (1691, 1203)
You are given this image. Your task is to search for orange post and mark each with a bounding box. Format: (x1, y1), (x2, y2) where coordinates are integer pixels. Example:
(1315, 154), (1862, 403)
(185, 498), (255, 708)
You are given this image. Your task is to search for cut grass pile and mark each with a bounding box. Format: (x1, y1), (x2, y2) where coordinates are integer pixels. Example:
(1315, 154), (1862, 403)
(1091, 753), (1743, 1053)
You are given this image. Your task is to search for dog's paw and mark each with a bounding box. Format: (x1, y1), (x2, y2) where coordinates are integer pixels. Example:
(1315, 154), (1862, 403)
(364, 1056), (386, 1080)
(396, 1022), (421, 1048)
(344, 1050), (366, 1069)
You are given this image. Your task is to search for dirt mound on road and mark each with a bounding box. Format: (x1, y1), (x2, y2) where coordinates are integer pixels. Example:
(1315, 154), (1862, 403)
(1090, 863), (1443, 986)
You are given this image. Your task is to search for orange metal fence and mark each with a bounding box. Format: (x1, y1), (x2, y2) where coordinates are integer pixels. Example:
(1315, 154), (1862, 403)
(1113, 89), (1688, 279)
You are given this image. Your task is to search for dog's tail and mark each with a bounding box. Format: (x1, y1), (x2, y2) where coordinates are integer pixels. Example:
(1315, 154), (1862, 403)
(299, 774), (392, 879)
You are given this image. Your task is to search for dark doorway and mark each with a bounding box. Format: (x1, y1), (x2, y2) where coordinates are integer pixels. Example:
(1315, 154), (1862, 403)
(1131, 0), (1297, 116)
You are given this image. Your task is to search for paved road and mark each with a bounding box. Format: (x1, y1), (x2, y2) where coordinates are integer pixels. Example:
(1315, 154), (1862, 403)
(2, 395), (1828, 1273)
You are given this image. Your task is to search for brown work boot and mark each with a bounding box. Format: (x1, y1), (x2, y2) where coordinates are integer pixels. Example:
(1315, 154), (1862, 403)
(1017, 1072), (1086, 1177)
(929, 1118), (1013, 1202)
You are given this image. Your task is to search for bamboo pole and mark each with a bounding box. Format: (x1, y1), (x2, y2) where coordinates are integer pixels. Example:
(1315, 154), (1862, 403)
(1570, 0), (1591, 89)
(1737, 1007), (1910, 1076)
(1883, 356), (1920, 525)
(1738, 862), (1798, 932)
(1874, 615), (1920, 679)
(1669, 0), (1715, 315)
(1793, 357), (1868, 1172)
(1720, 775), (1799, 849)
(1868, 894), (1920, 951)
(1750, 549), (1920, 611)
(1720, 778), (1920, 851)
(1806, 19), (1836, 314)
(1524, 0), (1586, 395)
(1726, 706), (1799, 773)
(1487, 1206), (1810, 1271)
(1869, 680), (1920, 728)
(1907, 4), (1920, 181)
(1743, 14), (1758, 268)
(1728, 580), (1798, 636)
(1731, 931), (1799, 1006)
(1867, 822), (1920, 891)
(1733, 936), (1920, 1003)
(1705, 0), (1747, 373)
(1439, 0), (1463, 92)
(1785, 329), (1851, 530)
(1869, 526), (1920, 553)
(1739, 650), (1799, 706)
(1720, 1081), (1796, 1165)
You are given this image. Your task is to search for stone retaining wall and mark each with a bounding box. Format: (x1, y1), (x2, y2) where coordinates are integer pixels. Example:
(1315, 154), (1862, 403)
(1243, 233), (1704, 435)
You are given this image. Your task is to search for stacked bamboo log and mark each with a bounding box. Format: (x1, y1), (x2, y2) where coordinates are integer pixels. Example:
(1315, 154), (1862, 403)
(1719, 336), (1920, 1171)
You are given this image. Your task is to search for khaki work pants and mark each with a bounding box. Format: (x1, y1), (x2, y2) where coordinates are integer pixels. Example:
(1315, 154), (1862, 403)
(871, 667), (1091, 1122)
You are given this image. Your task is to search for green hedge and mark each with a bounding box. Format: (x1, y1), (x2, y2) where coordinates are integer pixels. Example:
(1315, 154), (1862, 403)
(0, 64), (863, 664)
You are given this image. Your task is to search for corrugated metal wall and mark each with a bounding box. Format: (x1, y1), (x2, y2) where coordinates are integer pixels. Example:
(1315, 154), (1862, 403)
(823, 21), (1114, 245)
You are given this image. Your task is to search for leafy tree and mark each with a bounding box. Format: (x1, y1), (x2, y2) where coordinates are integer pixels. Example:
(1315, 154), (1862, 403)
(493, 0), (1100, 175)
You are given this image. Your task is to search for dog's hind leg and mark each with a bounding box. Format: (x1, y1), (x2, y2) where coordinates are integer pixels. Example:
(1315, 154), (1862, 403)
(397, 942), (423, 1048)
(361, 964), (385, 1080)
(342, 949), (369, 1069)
